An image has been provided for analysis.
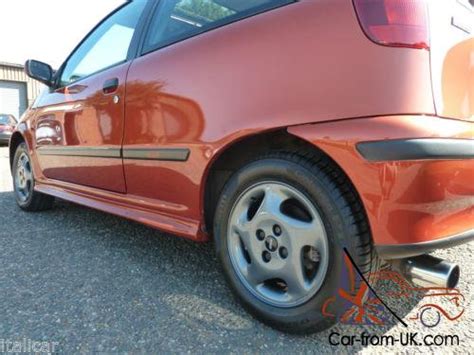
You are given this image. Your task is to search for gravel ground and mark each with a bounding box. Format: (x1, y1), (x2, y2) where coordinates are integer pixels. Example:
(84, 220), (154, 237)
(0, 146), (472, 353)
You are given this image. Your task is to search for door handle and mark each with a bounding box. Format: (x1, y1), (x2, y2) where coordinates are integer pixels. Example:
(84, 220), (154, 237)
(103, 78), (119, 94)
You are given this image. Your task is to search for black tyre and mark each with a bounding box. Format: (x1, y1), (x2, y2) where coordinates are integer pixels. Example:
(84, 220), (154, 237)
(12, 143), (55, 211)
(213, 152), (379, 334)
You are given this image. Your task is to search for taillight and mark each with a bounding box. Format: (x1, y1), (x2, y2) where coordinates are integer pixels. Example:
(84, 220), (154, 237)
(353, 0), (430, 50)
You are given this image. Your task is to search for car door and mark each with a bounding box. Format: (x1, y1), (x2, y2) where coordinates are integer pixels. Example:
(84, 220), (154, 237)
(122, 0), (293, 221)
(34, 1), (147, 193)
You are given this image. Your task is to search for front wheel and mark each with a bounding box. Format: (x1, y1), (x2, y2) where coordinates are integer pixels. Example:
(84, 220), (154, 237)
(12, 143), (54, 211)
(213, 152), (379, 334)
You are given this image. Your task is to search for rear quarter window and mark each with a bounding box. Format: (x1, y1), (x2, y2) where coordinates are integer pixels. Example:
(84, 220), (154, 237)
(143, 0), (295, 54)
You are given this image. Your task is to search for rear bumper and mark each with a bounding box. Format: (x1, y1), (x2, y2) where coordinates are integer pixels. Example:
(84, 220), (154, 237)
(376, 229), (474, 259)
(288, 115), (474, 253)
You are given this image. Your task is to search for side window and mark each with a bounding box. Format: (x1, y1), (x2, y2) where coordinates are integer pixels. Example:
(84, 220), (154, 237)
(143, 0), (294, 53)
(60, 1), (146, 86)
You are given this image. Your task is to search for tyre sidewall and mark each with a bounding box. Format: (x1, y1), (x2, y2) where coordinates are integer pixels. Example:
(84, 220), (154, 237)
(214, 158), (365, 332)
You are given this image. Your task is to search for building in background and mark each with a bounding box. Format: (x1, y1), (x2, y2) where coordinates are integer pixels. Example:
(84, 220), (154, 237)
(0, 62), (43, 120)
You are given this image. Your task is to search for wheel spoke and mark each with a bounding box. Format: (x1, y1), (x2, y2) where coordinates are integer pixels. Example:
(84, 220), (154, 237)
(243, 261), (269, 286)
(231, 207), (266, 267)
(255, 185), (288, 219)
(232, 210), (255, 244)
(15, 179), (23, 192)
(278, 258), (308, 301)
(18, 155), (25, 167)
(23, 168), (33, 184)
(287, 216), (326, 252)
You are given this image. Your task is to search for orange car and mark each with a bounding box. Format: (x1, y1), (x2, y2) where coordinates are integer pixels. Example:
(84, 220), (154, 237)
(10, 0), (473, 333)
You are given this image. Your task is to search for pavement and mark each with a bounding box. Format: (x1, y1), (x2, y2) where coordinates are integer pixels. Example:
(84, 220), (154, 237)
(0, 145), (473, 353)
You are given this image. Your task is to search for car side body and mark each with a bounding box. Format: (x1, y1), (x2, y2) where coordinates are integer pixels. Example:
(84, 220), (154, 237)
(8, 0), (474, 333)
(12, 0), (473, 254)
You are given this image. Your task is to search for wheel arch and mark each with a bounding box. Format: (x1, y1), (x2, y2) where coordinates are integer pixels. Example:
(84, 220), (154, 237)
(9, 131), (26, 173)
(201, 128), (369, 237)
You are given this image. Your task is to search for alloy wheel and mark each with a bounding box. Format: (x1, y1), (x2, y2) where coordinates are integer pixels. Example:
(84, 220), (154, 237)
(227, 181), (329, 308)
(14, 151), (34, 203)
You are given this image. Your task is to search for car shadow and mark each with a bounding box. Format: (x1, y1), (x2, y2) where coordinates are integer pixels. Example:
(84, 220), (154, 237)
(0, 191), (426, 352)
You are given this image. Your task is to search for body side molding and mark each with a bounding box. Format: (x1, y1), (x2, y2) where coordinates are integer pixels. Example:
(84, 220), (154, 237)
(37, 146), (191, 161)
(357, 138), (474, 162)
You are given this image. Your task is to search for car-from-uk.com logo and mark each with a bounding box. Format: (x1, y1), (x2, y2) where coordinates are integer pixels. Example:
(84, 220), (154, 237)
(323, 249), (465, 347)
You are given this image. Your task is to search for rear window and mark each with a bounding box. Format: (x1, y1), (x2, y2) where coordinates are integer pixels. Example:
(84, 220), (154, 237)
(143, 0), (294, 54)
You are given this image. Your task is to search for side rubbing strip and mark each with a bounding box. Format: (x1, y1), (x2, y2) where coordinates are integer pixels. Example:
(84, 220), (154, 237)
(37, 147), (121, 158)
(357, 138), (474, 162)
(37, 146), (191, 161)
(123, 148), (190, 161)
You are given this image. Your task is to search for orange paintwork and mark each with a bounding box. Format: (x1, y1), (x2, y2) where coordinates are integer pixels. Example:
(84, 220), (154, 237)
(289, 115), (474, 245)
(34, 63), (129, 192)
(120, 0), (434, 225)
(13, 0), (474, 249)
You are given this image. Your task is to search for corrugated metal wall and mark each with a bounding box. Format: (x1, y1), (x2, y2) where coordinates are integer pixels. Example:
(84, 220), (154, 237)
(0, 62), (44, 107)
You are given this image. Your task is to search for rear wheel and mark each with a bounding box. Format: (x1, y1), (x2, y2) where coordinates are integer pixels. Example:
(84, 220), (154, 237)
(213, 152), (379, 333)
(13, 143), (54, 211)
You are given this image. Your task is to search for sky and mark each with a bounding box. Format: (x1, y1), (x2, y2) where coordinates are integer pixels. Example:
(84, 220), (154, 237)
(0, 0), (124, 69)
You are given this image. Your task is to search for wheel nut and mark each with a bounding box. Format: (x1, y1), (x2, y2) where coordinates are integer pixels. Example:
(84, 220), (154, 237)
(256, 229), (265, 241)
(279, 247), (288, 259)
(262, 251), (271, 263)
(273, 225), (282, 236)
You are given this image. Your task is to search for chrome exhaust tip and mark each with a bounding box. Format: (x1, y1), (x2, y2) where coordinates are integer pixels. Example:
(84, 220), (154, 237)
(393, 255), (460, 289)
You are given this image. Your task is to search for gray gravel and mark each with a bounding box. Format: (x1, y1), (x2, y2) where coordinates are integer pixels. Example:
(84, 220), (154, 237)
(0, 146), (472, 353)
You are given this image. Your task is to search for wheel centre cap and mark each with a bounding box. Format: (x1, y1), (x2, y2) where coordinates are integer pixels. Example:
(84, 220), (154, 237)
(265, 236), (278, 252)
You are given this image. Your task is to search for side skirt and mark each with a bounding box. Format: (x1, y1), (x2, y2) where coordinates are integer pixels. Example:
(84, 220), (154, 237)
(34, 180), (207, 242)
